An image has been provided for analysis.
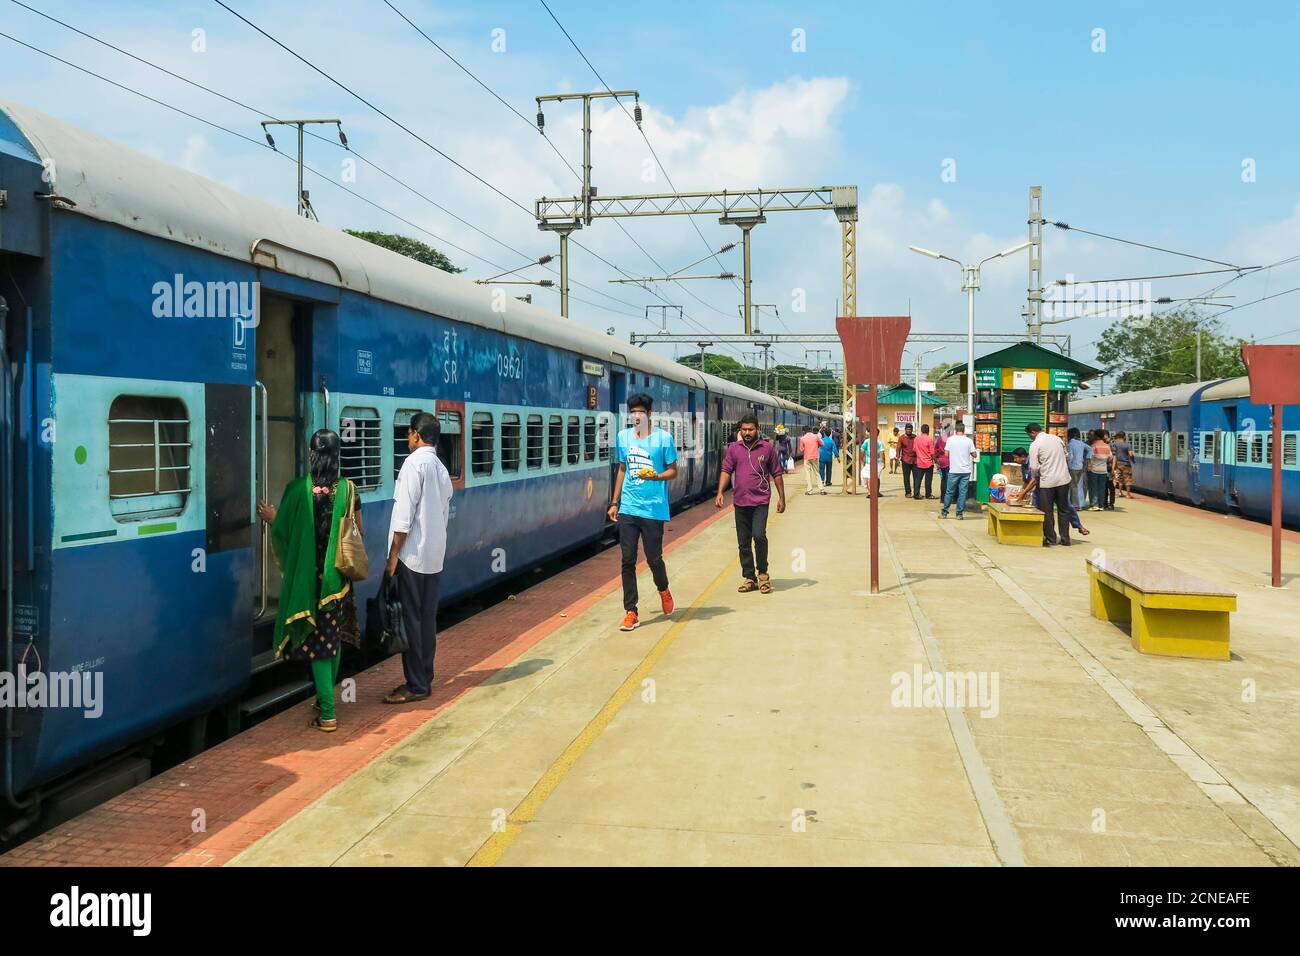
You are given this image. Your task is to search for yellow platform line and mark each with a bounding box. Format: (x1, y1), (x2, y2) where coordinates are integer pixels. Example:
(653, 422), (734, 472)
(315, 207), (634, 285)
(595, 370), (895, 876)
(466, 506), (785, 866)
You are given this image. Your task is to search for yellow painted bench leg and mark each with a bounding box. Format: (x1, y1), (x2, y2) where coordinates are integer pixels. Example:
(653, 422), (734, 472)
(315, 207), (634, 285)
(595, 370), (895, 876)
(1131, 605), (1230, 661)
(1088, 569), (1131, 623)
(987, 513), (996, 537)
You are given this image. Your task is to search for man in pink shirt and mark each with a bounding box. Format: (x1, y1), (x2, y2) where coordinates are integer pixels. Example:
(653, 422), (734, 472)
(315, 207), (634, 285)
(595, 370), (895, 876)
(716, 414), (786, 593)
(912, 423), (936, 498)
(798, 424), (823, 495)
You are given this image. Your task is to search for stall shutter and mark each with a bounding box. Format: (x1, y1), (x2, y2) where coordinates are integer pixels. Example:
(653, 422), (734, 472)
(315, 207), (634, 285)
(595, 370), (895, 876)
(1000, 390), (1046, 451)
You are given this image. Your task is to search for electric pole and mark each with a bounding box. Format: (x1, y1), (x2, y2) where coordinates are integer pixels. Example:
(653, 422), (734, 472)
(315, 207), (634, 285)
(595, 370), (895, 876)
(534, 89), (641, 318)
(261, 119), (347, 219)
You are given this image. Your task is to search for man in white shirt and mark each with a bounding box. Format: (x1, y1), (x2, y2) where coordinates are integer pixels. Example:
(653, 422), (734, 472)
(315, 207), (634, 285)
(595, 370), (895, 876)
(384, 412), (453, 703)
(1026, 422), (1072, 547)
(939, 422), (978, 519)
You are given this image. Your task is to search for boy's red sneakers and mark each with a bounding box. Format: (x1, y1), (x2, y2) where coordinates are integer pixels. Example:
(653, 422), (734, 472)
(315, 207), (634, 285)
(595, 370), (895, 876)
(659, 589), (674, 615)
(619, 611), (639, 631)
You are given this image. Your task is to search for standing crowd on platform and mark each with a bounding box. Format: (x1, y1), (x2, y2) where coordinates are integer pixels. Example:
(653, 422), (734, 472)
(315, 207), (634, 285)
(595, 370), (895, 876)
(247, 397), (1142, 733)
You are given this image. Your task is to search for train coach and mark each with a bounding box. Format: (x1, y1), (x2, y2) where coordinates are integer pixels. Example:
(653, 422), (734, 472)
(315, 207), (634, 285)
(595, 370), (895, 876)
(1069, 378), (1299, 524)
(0, 99), (817, 831)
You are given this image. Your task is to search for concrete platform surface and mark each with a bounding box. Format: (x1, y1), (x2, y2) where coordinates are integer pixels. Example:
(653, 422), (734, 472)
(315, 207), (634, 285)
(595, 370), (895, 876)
(226, 468), (1300, 867)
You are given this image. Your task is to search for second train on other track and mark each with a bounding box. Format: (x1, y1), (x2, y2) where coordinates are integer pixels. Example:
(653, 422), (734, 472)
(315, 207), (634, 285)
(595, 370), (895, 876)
(1069, 379), (1299, 524)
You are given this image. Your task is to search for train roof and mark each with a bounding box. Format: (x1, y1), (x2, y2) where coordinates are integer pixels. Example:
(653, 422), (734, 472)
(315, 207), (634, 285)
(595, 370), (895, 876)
(1068, 381), (1219, 414)
(1199, 376), (1250, 401)
(0, 98), (791, 404)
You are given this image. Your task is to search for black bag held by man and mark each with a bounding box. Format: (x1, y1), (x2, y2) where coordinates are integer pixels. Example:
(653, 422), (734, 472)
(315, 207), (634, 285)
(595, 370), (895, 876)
(375, 572), (408, 656)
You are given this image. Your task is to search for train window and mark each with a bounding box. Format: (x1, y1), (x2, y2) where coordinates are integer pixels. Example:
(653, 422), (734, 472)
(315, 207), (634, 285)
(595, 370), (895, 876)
(548, 415), (563, 467)
(471, 412), (495, 477)
(1253, 433), (1265, 465)
(107, 395), (192, 521)
(583, 416), (596, 462)
(526, 415), (544, 469)
(1265, 433), (1273, 465)
(501, 413), (521, 473)
(339, 406), (381, 491)
(1284, 433), (1297, 467)
(393, 408), (424, 478)
(567, 415), (580, 465)
(1237, 433), (1249, 464)
(597, 413), (612, 461)
(1175, 433), (1187, 461)
(437, 410), (463, 480)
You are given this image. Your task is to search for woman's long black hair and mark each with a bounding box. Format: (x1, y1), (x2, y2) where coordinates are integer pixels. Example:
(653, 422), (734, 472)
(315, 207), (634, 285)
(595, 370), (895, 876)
(308, 429), (341, 544)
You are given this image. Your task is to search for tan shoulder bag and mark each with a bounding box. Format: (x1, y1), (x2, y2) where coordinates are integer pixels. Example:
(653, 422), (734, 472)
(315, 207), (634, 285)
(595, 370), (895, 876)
(334, 479), (369, 581)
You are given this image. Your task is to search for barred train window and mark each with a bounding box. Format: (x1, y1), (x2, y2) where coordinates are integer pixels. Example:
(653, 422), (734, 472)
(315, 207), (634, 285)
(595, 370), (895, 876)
(597, 413), (611, 462)
(340, 406), (381, 491)
(1251, 433), (1264, 465)
(108, 395), (192, 521)
(1285, 433), (1298, 468)
(394, 408), (423, 478)
(1236, 433), (1249, 464)
(567, 415), (580, 465)
(526, 415), (544, 469)
(583, 416), (596, 462)
(548, 415), (563, 467)
(437, 410), (463, 480)
(501, 413), (521, 473)
(471, 411), (495, 477)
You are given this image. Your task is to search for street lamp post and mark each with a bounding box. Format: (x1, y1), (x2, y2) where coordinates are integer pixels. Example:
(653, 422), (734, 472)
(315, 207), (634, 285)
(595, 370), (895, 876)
(904, 346), (943, 430)
(909, 241), (1032, 502)
(909, 241), (1032, 428)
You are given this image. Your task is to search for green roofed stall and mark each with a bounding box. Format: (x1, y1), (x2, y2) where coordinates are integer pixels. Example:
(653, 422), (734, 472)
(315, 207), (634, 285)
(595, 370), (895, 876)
(942, 342), (1101, 502)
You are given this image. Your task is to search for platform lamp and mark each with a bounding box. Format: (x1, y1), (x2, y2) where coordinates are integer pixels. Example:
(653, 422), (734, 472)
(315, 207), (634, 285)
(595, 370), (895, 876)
(909, 241), (1032, 491)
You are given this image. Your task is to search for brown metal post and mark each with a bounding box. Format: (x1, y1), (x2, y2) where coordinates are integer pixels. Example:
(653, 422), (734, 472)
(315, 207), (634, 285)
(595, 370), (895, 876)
(867, 384), (880, 593)
(1273, 404), (1282, 588)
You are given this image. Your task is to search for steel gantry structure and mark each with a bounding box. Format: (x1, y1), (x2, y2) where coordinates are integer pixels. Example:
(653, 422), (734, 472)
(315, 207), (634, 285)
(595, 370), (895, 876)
(535, 185), (860, 332)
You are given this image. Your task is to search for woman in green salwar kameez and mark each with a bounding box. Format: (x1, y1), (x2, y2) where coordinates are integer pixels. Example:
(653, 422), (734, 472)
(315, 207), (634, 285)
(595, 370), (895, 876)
(256, 429), (361, 732)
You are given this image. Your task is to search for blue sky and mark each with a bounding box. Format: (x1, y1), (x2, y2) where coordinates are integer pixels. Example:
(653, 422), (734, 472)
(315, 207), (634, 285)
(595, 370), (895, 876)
(3, 0), (1299, 377)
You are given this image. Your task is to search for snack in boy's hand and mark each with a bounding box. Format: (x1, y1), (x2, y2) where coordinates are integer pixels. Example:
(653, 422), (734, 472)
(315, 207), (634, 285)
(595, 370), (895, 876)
(637, 466), (658, 480)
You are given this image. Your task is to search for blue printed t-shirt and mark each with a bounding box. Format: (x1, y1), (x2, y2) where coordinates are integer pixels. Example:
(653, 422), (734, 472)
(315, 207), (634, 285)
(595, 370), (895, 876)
(616, 426), (678, 521)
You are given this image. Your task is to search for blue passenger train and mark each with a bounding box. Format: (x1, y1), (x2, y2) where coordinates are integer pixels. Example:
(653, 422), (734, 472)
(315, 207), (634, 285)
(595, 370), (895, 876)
(1069, 379), (1299, 524)
(0, 100), (819, 828)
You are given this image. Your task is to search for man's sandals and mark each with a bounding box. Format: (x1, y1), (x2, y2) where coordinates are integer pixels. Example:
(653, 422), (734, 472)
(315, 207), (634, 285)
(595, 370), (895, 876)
(739, 574), (773, 594)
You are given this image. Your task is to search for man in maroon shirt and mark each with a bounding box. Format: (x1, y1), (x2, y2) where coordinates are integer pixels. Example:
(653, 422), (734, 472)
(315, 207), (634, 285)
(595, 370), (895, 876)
(716, 413), (786, 594)
(897, 423), (917, 498)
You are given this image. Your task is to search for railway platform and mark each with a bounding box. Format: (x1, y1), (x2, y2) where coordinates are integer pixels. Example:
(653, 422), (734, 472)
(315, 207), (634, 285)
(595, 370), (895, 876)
(4, 465), (1299, 867)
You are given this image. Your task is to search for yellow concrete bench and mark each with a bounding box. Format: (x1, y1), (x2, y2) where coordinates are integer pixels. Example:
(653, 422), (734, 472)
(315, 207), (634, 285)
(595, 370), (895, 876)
(986, 501), (1043, 547)
(1085, 558), (1236, 661)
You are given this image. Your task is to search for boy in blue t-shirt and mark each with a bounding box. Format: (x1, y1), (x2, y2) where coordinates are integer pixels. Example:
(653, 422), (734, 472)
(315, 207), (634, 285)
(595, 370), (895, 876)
(609, 392), (678, 631)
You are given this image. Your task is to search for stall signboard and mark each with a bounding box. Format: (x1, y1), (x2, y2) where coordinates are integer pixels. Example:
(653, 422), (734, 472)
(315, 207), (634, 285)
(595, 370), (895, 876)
(1011, 369), (1038, 390)
(1049, 369), (1078, 390)
(974, 367), (999, 388)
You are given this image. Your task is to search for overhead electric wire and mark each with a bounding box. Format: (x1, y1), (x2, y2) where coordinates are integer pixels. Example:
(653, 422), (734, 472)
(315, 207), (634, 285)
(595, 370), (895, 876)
(537, 0), (784, 357)
(1048, 220), (1245, 269)
(211, 0), (720, 332)
(1054, 266), (1258, 285)
(0, 27), (658, 326)
(380, 0), (751, 356)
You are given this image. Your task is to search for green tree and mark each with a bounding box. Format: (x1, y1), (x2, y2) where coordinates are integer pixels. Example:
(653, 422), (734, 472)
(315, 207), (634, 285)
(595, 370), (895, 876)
(1094, 308), (1244, 392)
(344, 230), (464, 274)
(925, 362), (964, 406)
